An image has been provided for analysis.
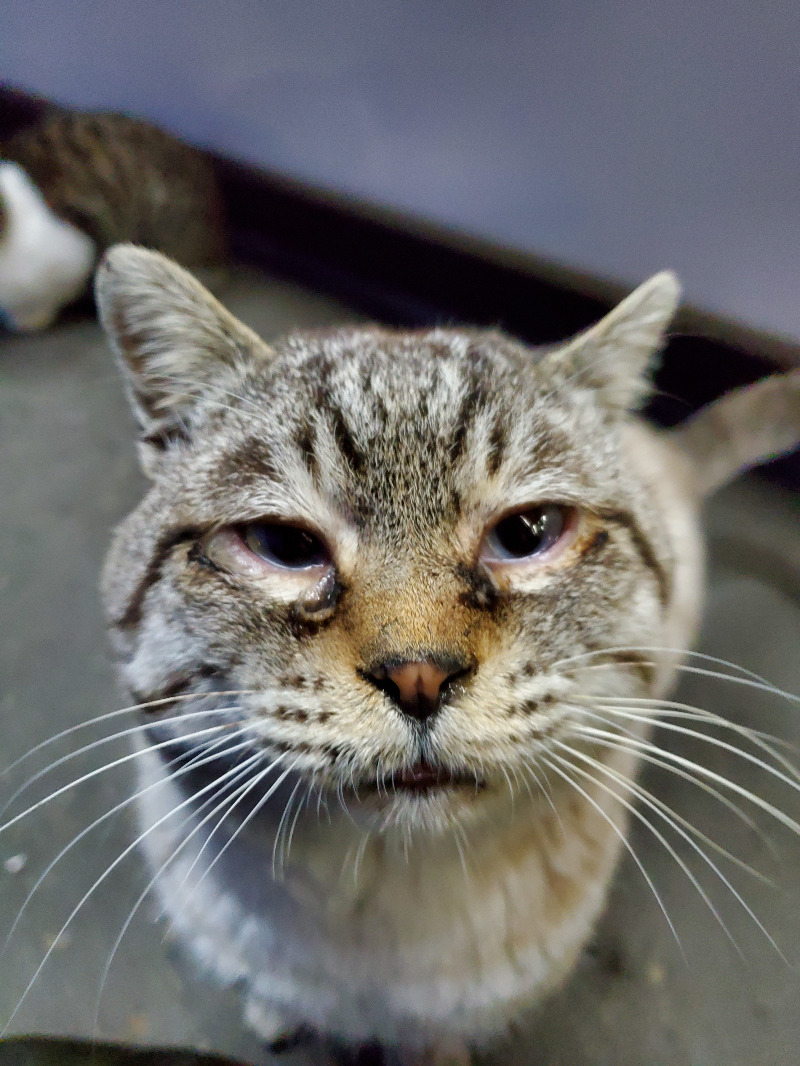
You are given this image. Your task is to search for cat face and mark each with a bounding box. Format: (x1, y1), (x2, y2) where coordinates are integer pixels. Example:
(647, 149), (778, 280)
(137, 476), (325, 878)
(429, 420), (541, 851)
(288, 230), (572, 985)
(98, 246), (685, 834)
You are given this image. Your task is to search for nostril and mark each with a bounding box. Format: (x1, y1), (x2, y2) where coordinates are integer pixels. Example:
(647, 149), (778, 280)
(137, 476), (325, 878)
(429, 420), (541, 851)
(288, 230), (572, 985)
(362, 656), (472, 722)
(369, 673), (403, 706)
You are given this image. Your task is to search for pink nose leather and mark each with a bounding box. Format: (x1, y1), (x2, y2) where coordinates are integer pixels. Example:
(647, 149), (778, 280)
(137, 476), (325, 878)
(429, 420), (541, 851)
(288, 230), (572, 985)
(385, 661), (450, 707)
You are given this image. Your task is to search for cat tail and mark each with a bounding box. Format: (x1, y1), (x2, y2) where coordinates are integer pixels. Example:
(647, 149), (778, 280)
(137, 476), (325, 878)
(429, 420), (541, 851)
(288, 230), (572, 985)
(670, 370), (800, 497)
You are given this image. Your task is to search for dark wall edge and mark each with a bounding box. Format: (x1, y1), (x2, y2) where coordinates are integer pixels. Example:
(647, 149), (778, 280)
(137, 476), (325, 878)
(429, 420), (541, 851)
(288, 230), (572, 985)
(2, 85), (798, 486)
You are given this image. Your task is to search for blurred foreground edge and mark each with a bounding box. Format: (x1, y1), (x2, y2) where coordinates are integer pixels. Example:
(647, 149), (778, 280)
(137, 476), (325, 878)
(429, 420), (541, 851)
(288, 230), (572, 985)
(0, 1036), (247, 1066)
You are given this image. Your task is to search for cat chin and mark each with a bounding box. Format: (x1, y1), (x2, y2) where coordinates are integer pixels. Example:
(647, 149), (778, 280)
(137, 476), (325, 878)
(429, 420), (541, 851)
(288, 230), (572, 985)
(342, 781), (498, 837)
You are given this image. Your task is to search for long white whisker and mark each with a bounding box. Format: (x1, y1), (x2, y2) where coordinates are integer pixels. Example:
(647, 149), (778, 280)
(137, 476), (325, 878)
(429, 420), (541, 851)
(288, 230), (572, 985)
(550, 747), (744, 955)
(271, 777), (302, 880)
(0, 723), (242, 837)
(0, 720), (250, 835)
(1, 706), (244, 822)
(553, 645), (787, 690)
(175, 758), (301, 925)
(277, 778), (308, 877)
(0, 743), (273, 1037)
(92, 749), (266, 1033)
(0, 690), (255, 781)
(573, 726), (800, 838)
(2, 731), (254, 952)
(588, 694), (800, 769)
(579, 708), (800, 798)
(555, 741), (785, 957)
(571, 707), (772, 848)
(161, 754), (283, 918)
(540, 755), (684, 956)
(518, 754), (565, 835)
(569, 658), (800, 708)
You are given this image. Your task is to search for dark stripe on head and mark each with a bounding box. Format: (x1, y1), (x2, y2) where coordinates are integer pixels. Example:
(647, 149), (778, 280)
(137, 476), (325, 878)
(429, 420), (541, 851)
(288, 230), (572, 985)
(486, 413), (507, 476)
(116, 528), (192, 628)
(295, 420), (319, 480)
(450, 389), (473, 462)
(328, 404), (365, 473)
(450, 361), (490, 462)
(217, 440), (279, 484)
(600, 510), (671, 607)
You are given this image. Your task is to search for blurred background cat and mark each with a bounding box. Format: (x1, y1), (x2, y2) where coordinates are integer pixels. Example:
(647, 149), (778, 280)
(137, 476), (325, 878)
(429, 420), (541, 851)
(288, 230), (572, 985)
(0, 107), (226, 332)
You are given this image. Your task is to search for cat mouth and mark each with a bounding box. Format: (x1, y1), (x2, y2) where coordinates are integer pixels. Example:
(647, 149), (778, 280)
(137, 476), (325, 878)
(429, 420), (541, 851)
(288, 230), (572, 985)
(366, 761), (485, 795)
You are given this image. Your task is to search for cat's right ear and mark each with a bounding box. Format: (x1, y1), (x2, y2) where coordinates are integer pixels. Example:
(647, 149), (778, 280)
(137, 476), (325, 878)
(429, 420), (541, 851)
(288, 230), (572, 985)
(95, 244), (269, 476)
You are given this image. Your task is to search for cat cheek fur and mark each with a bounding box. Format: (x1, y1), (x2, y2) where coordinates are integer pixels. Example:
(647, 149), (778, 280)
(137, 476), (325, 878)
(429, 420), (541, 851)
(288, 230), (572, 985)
(95, 245), (800, 1061)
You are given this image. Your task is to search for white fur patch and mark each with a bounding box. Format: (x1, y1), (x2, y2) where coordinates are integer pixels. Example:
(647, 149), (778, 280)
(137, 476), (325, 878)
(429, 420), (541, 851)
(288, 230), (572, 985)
(0, 162), (96, 331)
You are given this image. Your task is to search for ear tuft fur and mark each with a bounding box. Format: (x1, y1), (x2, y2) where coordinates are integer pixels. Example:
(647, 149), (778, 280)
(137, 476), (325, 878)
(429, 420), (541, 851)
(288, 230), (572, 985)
(546, 271), (681, 412)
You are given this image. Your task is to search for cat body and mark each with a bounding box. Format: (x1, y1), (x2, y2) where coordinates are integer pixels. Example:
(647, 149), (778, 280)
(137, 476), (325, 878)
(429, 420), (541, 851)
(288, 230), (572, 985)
(0, 110), (225, 331)
(95, 246), (800, 1064)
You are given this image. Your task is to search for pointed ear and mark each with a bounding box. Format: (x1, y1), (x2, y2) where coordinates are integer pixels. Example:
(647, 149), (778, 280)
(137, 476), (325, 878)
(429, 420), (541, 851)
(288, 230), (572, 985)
(544, 271), (681, 412)
(95, 244), (268, 472)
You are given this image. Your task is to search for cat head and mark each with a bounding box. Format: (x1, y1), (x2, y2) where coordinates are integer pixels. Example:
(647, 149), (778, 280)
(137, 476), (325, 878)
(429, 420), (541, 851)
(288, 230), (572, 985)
(97, 245), (686, 835)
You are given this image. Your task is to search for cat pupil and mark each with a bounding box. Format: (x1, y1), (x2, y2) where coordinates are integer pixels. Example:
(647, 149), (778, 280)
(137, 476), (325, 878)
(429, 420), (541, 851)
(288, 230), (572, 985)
(492, 506), (563, 558)
(243, 523), (327, 568)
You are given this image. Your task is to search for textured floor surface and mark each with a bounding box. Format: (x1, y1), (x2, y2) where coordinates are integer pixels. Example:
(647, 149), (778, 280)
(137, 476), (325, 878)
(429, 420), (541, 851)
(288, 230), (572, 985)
(1, 268), (799, 1065)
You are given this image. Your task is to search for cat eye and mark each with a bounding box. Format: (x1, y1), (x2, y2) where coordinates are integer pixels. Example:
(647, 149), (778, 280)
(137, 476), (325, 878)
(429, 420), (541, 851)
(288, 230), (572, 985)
(481, 505), (571, 563)
(197, 521), (332, 579)
(240, 522), (330, 569)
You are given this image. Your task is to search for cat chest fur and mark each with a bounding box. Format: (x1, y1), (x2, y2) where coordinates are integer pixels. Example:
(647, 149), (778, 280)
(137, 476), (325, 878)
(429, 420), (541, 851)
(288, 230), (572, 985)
(133, 733), (639, 1047)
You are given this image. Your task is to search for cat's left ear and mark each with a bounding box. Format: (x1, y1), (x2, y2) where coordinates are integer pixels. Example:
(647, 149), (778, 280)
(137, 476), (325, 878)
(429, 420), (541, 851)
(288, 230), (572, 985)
(95, 244), (269, 473)
(544, 271), (681, 412)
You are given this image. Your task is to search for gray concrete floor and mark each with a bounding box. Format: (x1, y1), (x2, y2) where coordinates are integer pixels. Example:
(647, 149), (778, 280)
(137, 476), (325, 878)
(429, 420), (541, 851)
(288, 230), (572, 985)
(1, 269), (799, 1065)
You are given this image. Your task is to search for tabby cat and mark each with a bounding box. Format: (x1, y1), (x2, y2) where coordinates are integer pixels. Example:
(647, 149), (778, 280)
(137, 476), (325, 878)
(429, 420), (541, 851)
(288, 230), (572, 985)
(93, 245), (800, 1065)
(0, 110), (225, 331)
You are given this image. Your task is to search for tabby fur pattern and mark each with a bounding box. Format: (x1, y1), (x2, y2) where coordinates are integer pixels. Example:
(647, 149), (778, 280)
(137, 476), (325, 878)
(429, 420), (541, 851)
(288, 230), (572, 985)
(95, 245), (800, 1065)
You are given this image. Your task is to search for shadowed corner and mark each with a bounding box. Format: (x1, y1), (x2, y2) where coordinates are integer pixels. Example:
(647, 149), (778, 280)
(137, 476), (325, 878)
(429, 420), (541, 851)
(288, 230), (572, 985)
(0, 1036), (248, 1065)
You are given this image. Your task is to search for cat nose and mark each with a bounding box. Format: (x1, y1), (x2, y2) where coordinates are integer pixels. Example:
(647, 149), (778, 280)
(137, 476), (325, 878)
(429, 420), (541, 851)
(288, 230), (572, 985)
(364, 657), (470, 722)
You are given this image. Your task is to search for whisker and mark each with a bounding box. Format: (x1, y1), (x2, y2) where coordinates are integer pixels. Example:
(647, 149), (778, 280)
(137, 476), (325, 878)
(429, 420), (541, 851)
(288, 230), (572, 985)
(540, 754), (684, 956)
(0, 741), (273, 1037)
(579, 707), (800, 798)
(350, 828), (372, 887)
(550, 747), (745, 954)
(553, 645), (786, 690)
(1, 705), (244, 822)
(573, 725), (800, 839)
(0, 690), (256, 781)
(589, 694), (798, 756)
(571, 706), (772, 851)
(0, 722), (241, 836)
(279, 776), (309, 874)
(2, 731), (254, 952)
(93, 749), (266, 1032)
(560, 652), (800, 708)
(555, 741), (785, 957)
(173, 758), (301, 927)
(158, 752), (279, 917)
(518, 755), (566, 835)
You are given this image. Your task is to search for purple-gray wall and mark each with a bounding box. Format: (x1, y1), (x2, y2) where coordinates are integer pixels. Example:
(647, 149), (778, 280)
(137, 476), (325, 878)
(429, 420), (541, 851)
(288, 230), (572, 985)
(3, 0), (799, 339)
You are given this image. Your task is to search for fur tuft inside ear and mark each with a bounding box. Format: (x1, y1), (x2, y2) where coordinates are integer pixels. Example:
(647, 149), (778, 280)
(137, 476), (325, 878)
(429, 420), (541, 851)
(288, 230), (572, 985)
(95, 244), (268, 471)
(545, 271), (681, 412)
